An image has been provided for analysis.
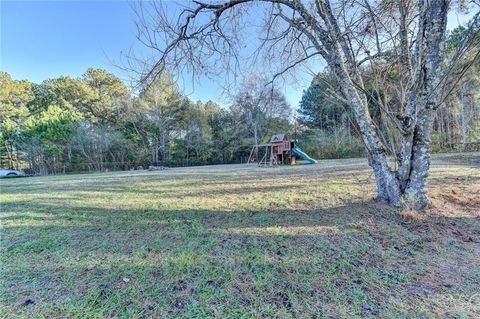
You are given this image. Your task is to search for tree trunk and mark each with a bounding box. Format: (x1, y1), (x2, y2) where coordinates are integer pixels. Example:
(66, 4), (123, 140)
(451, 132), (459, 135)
(403, 103), (435, 209)
(5, 141), (14, 169)
(322, 23), (402, 206)
(337, 72), (402, 205)
(460, 87), (469, 151)
(402, 0), (449, 210)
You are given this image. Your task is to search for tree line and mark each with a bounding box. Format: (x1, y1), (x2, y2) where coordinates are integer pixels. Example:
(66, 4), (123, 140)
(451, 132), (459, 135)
(1, 70), (292, 174)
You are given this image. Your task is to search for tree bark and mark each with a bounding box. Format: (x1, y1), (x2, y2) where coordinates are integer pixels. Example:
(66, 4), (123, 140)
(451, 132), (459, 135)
(334, 65), (401, 205)
(318, 2), (403, 206)
(403, 0), (449, 209)
(460, 85), (470, 151)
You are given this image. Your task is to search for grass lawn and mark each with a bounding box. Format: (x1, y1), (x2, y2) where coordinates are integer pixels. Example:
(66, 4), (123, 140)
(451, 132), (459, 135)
(1, 153), (479, 318)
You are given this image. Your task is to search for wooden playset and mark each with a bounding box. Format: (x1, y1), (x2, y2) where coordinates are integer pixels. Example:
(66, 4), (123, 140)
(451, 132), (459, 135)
(247, 134), (317, 167)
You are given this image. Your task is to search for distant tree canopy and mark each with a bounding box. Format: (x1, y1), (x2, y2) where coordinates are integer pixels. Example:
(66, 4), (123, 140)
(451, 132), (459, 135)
(0, 69), (293, 174)
(298, 72), (346, 130)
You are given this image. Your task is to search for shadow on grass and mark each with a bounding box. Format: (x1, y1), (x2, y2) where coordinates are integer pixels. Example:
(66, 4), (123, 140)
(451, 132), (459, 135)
(2, 198), (479, 318)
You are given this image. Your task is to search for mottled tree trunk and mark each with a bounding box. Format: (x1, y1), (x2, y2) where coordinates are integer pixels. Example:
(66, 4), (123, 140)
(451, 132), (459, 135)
(401, 0), (449, 209)
(459, 84), (471, 151)
(319, 4), (404, 206)
(323, 0), (450, 209)
(336, 68), (402, 205)
(342, 0), (449, 209)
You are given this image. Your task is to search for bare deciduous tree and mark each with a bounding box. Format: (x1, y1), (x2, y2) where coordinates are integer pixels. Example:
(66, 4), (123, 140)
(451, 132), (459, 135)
(131, 0), (480, 210)
(232, 74), (292, 146)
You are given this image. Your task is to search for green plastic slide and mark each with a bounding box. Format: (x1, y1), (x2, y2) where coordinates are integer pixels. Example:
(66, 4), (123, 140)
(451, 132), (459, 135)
(292, 146), (317, 164)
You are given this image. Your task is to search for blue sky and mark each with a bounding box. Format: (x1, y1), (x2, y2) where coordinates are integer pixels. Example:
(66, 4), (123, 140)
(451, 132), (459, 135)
(1, 1), (476, 108)
(2, 0), (307, 106)
(1, 0), (244, 105)
(1, 1), (135, 81)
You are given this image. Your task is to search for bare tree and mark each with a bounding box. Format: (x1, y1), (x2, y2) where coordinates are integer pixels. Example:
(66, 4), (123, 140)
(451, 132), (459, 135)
(232, 74), (292, 146)
(131, 0), (479, 210)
